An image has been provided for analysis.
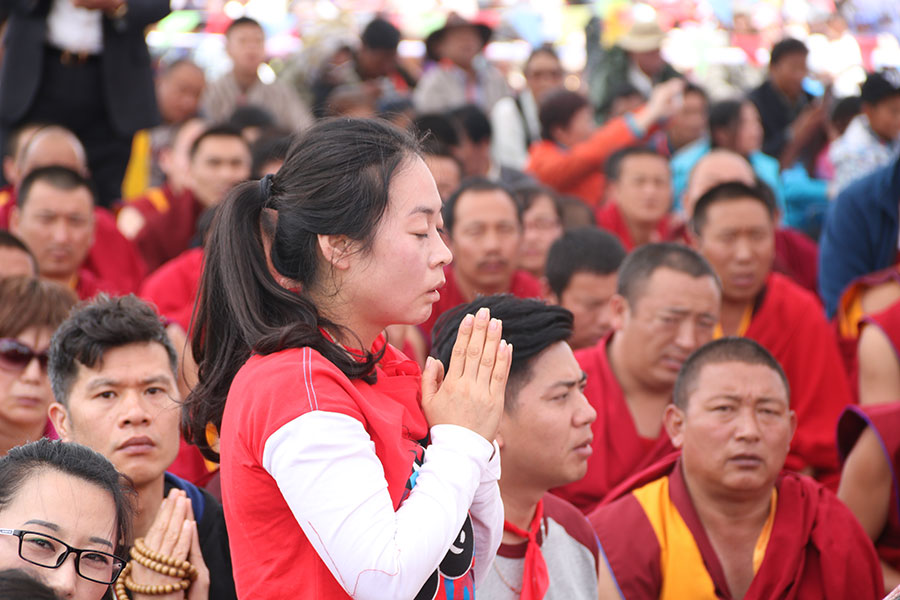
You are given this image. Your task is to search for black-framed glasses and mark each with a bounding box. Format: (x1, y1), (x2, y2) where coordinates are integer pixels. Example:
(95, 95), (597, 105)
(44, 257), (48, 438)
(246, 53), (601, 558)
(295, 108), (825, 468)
(0, 338), (49, 373)
(0, 528), (126, 585)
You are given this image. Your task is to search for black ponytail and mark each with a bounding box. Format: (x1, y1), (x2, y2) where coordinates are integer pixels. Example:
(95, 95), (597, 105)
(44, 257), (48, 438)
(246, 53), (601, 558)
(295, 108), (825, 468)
(184, 119), (420, 460)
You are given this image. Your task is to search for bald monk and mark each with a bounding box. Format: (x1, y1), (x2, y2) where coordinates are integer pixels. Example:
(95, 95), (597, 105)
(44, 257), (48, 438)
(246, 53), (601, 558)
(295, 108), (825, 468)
(676, 149), (818, 295)
(0, 125), (146, 293)
(688, 181), (851, 485)
(552, 243), (721, 512)
(592, 337), (883, 600)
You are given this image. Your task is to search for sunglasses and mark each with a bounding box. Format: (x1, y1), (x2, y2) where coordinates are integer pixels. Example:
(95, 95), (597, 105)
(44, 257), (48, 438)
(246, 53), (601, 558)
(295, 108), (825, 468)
(0, 338), (49, 373)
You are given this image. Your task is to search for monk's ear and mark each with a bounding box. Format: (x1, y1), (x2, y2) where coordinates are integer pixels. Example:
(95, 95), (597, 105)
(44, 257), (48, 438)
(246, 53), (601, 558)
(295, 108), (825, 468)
(8, 206), (20, 234)
(663, 404), (686, 448)
(48, 402), (73, 441)
(317, 234), (358, 270)
(541, 278), (557, 304)
(787, 408), (798, 444)
(608, 293), (629, 332)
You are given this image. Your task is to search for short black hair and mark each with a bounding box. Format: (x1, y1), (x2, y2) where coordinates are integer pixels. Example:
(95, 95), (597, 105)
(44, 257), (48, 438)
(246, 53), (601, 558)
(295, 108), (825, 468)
(545, 227), (626, 297)
(673, 336), (789, 409)
(523, 44), (559, 72)
(690, 181), (776, 236)
(412, 113), (460, 148)
(861, 70), (900, 106)
(430, 295), (573, 409)
(683, 82), (709, 103)
(539, 89), (589, 141)
(0, 439), (134, 558)
(769, 38), (808, 67)
(0, 569), (61, 600)
(605, 146), (668, 181)
(250, 130), (293, 179)
(512, 184), (562, 218)
(48, 294), (178, 406)
(17, 165), (94, 209)
(442, 177), (521, 236)
(361, 17), (401, 51)
(448, 104), (492, 144)
(226, 16), (262, 36)
(831, 95), (861, 130)
(229, 105), (276, 131)
(189, 124), (249, 159)
(617, 242), (720, 306)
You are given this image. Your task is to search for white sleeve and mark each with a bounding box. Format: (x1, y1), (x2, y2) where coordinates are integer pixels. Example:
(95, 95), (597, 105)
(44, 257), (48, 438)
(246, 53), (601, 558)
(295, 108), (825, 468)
(467, 437), (503, 588)
(262, 411), (501, 600)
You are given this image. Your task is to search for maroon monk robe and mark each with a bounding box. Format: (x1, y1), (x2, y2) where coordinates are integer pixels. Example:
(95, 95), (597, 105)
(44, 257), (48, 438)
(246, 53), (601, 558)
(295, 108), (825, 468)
(744, 272), (851, 486)
(591, 454), (884, 600)
(140, 247), (203, 332)
(551, 334), (677, 513)
(595, 201), (672, 252)
(131, 184), (206, 273)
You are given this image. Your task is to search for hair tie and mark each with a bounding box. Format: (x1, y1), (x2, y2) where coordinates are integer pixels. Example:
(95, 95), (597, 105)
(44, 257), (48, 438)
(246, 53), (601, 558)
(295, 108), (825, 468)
(259, 173), (274, 204)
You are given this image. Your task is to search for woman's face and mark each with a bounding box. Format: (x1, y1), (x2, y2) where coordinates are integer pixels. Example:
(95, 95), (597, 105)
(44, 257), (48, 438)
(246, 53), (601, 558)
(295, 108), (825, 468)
(0, 327), (53, 438)
(343, 157), (453, 332)
(0, 469), (118, 600)
(735, 102), (764, 156)
(519, 195), (563, 278)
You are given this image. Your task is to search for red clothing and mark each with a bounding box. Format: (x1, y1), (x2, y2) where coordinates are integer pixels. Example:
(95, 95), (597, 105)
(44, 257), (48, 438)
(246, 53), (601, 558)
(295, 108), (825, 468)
(743, 273), (851, 484)
(131, 183), (205, 272)
(590, 455), (883, 600)
(526, 116), (640, 207)
(552, 335), (676, 513)
(139, 247), (203, 331)
(220, 338), (478, 599)
(838, 402), (900, 571)
(419, 265), (542, 341)
(595, 201), (672, 252)
(0, 186), (146, 294)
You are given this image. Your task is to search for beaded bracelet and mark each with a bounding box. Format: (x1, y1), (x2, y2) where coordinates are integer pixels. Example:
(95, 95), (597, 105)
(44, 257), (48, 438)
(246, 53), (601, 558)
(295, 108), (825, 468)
(112, 537), (197, 599)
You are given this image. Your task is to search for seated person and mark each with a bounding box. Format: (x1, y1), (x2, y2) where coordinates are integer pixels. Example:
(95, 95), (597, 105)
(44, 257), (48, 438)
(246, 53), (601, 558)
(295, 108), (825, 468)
(544, 227), (626, 351)
(515, 185), (563, 280)
(1, 125), (146, 294)
(689, 182), (852, 485)
(432, 295), (601, 600)
(420, 178), (542, 339)
(9, 167), (111, 299)
(130, 125), (251, 271)
(597, 147), (673, 250)
(0, 439), (133, 600)
(553, 243), (721, 512)
(0, 231), (36, 278)
(527, 79), (683, 208)
(592, 337), (884, 599)
(855, 299), (900, 406)
(0, 276), (75, 456)
(47, 295), (233, 598)
(421, 138), (463, 202)
(448, 104), (532, 186)
(658, 82), (708, 156)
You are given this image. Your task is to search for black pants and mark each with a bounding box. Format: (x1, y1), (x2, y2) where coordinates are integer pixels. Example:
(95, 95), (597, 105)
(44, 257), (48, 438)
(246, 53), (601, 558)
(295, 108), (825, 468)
(8, 47), (133, 209)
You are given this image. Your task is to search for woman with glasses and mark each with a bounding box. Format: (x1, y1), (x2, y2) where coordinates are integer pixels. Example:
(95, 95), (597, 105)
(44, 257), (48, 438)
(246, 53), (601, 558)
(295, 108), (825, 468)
(0, 277), (75, 457)
(0, 438), (132, 600)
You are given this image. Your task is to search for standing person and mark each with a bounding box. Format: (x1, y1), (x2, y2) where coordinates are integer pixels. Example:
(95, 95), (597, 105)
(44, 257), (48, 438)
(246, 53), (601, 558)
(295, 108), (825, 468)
(0, 0), (170, 208)
(183, 119), (509, 599)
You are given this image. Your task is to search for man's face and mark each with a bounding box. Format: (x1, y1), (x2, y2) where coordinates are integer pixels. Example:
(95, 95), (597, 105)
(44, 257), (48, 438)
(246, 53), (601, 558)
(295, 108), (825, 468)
(451, 134), (490, 178)
(613, 267), (720, 391)
(357, 46), (397, 79)
(449, 189), (522, 294)
(156, 63), (206, 124)
(11, 183), (94, 281)
(666, 91), (708, 150)
(423, 154), (461, 202)
(629, 49), (664, 77)
(770, 52), (808, 100)
(0, 469), (117, 600)
(188, 135), (251, 207)
(524, 52), (564, 103)
(864, 96), (900, 142)
(611, 154), (671, 228)
(226, 24), (266, 76)
(498, 341), (595, 491)
(438, 26), (482, 68)
(694, 198), (775, 304)
(519, 194), (562, 277)
(666, 361), (795, 495)
(553, 271), (619, 350)
(50, 342), (180, 490)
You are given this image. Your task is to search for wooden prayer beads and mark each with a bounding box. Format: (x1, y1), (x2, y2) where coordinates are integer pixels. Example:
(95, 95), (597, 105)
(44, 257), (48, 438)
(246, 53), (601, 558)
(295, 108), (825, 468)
(112, 537), (197, 599)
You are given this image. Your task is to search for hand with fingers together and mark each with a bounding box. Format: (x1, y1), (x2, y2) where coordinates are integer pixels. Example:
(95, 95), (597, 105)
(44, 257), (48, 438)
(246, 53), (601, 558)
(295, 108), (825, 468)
(128, 489), (210, 600)
(422, 306), (513, 442)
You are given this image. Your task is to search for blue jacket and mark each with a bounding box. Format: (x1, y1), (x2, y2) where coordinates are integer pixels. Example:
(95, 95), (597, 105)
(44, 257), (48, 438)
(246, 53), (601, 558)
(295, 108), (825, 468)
(819, 155), (900, 318)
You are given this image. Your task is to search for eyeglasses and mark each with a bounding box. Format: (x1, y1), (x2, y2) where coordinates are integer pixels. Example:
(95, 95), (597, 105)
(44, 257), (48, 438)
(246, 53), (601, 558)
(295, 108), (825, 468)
(0, 339), (49, 373)
(0, 529), (126, 585)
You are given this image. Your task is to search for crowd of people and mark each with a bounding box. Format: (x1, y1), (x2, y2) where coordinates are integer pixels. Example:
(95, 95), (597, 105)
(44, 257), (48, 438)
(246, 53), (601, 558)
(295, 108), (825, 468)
(2, 2), (900, 599)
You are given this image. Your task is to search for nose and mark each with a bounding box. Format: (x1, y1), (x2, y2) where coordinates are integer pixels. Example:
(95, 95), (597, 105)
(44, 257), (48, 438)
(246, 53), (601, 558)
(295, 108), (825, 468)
(734, 405), (762, 442)
(432, 233), (453, 268)
(575, 390), (597, 426)
(51, 220), (71, 243)
(118, 390), (152, 427)
(43, 552), (79, 599)
(734, 236), (753, 262)
(19, 356), (44, 383)
(673, 318), (700, 352)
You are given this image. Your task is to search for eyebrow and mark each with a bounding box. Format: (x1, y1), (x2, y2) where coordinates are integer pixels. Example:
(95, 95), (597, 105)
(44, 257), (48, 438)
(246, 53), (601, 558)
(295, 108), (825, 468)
(86, 375), (173, 391)
(407, 205), (436, 217)
(547, 372), (588, 390)
(23, 520), (113, 548)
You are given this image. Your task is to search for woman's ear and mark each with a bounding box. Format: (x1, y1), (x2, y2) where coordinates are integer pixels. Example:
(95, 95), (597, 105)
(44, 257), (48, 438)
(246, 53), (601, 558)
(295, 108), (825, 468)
(317, 234), (357, 270)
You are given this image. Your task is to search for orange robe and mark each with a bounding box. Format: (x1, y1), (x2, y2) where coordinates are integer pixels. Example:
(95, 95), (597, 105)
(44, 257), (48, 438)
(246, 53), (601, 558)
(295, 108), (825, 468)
(551, 335), (676, 513)
(590, 455), (883, 600)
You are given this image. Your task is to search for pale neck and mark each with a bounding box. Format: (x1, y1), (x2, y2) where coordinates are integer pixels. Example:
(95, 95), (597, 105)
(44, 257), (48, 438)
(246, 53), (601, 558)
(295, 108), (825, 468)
(498, 476), (542, 544)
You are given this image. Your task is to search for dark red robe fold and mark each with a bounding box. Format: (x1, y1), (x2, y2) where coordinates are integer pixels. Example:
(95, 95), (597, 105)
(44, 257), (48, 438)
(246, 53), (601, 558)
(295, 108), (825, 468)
(131, 183), (205, 273)
(139, 247), (203, 332)
(744, 272), (851, 485)
(591, 454), (884, 600)
(551, 334), (677, 513)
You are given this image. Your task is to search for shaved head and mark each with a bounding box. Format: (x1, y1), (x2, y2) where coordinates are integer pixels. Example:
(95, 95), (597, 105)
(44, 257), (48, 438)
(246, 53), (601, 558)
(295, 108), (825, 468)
(683, 149), (754, 218)
(17, 126), (88, 183)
